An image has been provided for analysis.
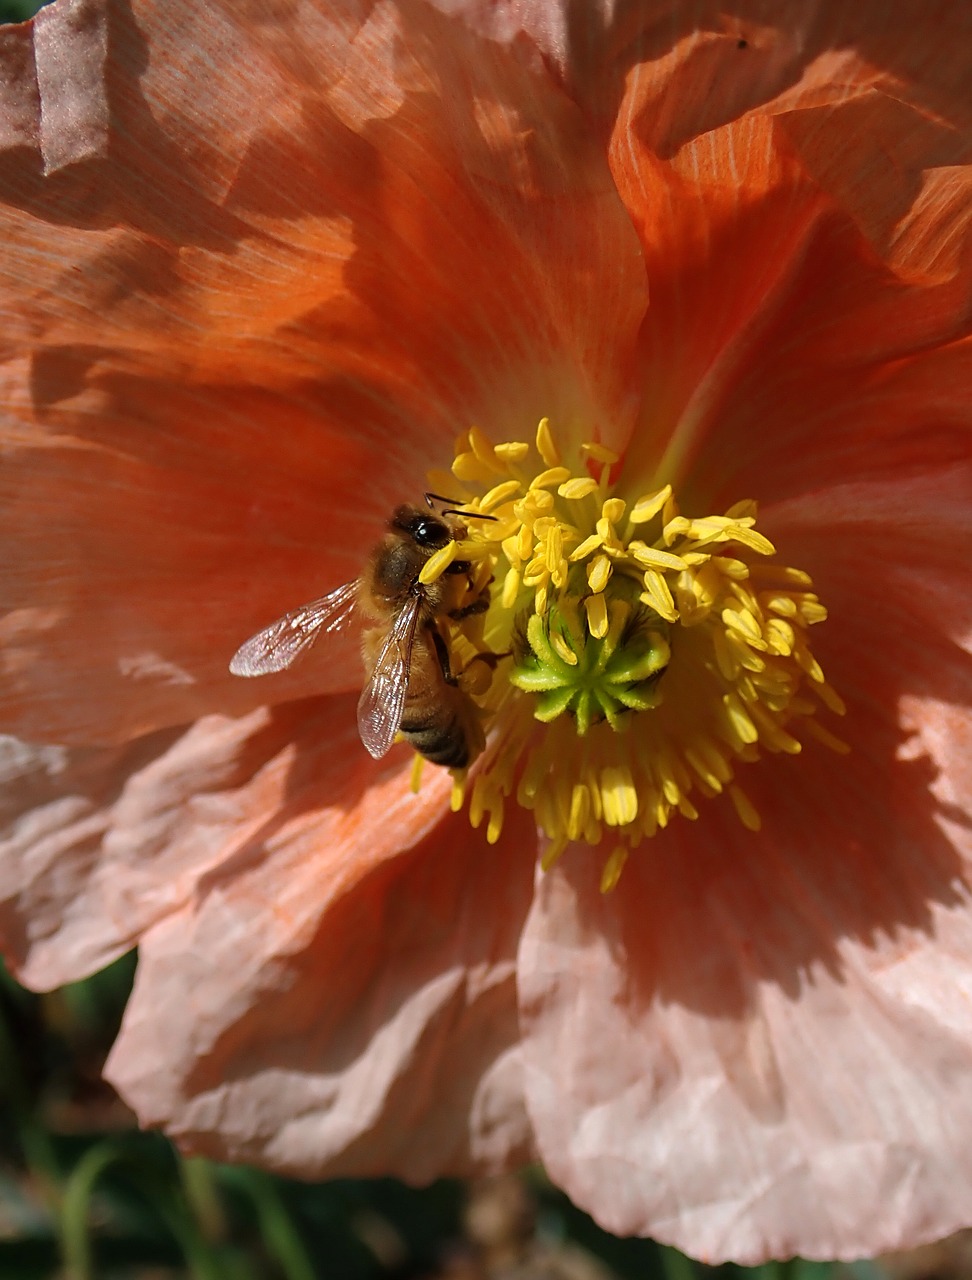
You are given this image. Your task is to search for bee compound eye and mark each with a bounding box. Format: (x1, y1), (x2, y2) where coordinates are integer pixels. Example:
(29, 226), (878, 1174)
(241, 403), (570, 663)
(412, 516), (449, 548)
(390, 504), (451, 548)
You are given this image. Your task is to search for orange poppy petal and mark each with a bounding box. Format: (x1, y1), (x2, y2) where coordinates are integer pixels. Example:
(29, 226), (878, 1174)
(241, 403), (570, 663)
(685, 322), (972, 521)
(0, 375), (378, 745)
(498, 2), (972, 184)
(516, 463), (972, 1262)
(0, 692), (390, 989)
(595, 8), (972, 491)
(762, 463), (972, 682)
(0, 0), (646, 744)
(105, 802), (538, 1179)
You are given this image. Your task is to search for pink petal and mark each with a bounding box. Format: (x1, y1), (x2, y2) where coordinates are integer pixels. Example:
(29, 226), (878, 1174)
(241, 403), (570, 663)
(0, 0), (108, 170)
(519, 819), (972, 1263)
(105, 801), (538, 1180)
(0, 693), (382, 988)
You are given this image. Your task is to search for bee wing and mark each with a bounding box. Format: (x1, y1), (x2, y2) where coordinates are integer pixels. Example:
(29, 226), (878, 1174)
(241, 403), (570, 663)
(357, 594), (422, 759)
(229, 580), (359, 676)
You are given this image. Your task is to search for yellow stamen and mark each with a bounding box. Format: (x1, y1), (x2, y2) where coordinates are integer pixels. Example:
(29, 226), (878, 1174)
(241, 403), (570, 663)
(536, 416), (560, 466)
(600, 845), (629, 893)
(410, 753), (425, 794)
(414, 420), (843, 886)
(418, 540), (458, 584)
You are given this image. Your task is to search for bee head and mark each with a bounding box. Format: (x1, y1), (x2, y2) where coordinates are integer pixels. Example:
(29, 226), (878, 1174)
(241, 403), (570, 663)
(390, 504), (454, 550)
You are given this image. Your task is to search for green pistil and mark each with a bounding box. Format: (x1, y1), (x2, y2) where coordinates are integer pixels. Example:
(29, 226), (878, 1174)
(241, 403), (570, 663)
(510, 593), (670, 735)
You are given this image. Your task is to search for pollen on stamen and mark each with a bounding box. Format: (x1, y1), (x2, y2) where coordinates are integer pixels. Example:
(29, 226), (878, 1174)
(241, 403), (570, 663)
(410, 753), (425, 794)
(411, 421), (843, 885)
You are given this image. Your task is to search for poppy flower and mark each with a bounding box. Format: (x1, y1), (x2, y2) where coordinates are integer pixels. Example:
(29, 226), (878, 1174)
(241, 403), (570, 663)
(2, 0), (972, 1264)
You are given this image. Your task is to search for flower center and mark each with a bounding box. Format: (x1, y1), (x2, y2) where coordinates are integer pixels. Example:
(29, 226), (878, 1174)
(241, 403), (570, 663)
(418, 420), (844, 889)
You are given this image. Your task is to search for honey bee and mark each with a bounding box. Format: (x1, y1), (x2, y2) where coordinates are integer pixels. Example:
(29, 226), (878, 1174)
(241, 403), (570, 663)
(229, 503), (491, 769)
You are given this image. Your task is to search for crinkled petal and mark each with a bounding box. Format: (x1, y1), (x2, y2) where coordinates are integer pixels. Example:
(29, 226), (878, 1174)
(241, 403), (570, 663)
(466, 2), (972, 179)
(0, 0), (647, 744)
(518, 463), (972, 1262)
(611, 137), (972, 495)
(0, 692), (391, 988)
(105, 803), (538, 1180)
(519, 812), (972, 1264)
(0, 0), (108, 171)
(451, 10), (962, 498)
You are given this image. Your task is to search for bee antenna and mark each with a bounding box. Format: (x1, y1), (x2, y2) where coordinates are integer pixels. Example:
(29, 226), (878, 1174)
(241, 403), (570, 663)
(425, 491), (463, 509)
(443, 508), (498, 522)
(424, 492), (498, 522)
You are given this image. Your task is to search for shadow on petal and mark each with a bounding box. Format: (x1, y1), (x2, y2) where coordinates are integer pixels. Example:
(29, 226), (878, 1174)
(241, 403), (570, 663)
(107, 799), (538, 1182)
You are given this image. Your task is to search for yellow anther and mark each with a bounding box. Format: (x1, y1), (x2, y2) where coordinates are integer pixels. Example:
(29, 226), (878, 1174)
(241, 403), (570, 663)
(630, 485), (672, 523)
(481, 479), (522, 511)
(494, 440), (530, 463)
(729, 785), (762, 831)
(559, 477), (600, 500)
(530, 466), (572, 490)
(536, 417), (560, 466)
(486, 804), (504, 844)
(587, 554), (612, 593)
(410, 753), (425, 794)
(722, 606), (767, 648)
(544, 524), (564, 572)
(724, 693), (759, 744)
(601, 766), (638, 826)
(452, 450), (494, 483)
(568, 784), (590, 839)
(601, 497), (626, 525)
(600, 845), (629, 893)
(450, 773), (466, 811)
(711, 555), (748, 579)
(641, 571), (677, 622)
(418, 540), (459, 583)
(570, 533), (603, 561)
(765, 594), (798, 616)
(629, 543), (688, 572)
(815, 682), (846, 715)
(726, 525), (775, 556)
(596, 515), (622, 544)
(551, 632), (578, 665)
(540, 835), (568, 871)
(585, 592), (609, 638)
(469, 425), (500, 467)
(798, 599), (829, 624)
(663, 515), (691, 545)
(766, 618), (794, 654)
(580, 440), (619, 465)
(501, 565), (521, 608)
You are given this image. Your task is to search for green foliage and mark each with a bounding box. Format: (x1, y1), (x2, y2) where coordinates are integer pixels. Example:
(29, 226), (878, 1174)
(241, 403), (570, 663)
(0, 0), (46, 23)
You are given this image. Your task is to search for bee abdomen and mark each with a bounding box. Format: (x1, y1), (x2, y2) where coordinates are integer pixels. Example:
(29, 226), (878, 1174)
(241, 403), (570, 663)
(400, 708), (470, 769)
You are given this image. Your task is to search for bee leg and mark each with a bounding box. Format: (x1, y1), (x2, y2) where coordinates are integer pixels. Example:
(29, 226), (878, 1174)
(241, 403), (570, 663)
(430, 626), (459, 686)
(466, 649), (511, 671)
(449, 596), (490, 621)
(450, 573), (493, 621)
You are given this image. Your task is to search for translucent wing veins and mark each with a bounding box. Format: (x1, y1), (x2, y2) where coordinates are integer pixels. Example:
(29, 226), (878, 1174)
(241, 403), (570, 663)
(229, 580), (359, 676)
(357, 594), (422, 758)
